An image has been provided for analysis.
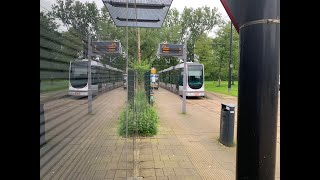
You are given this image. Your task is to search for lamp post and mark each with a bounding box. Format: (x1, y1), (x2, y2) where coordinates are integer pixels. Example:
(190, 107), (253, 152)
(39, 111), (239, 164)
(182, 31), (191, 114)
(228, 22), (233, 93)
(87, 35), (92, 114)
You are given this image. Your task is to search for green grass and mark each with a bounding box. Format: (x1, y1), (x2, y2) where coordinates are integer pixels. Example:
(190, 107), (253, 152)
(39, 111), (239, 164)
(40, 80), (68, 93)
(205, 81), (238, 97)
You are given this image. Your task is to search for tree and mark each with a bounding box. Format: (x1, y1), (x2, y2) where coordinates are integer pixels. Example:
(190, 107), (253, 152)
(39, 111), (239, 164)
(180, 6), (221, 62)
(51, 1), (127, 71)
(41, 11), (68, 81)
(161, 8), (182, 43)
(40, 11), (59, 32)
(50, 0), (101, 57)
(60, 27), (84, 60)
(194, 34), (215, 80)
(211, 21), (240, 86)
(145, 7), (222, 73)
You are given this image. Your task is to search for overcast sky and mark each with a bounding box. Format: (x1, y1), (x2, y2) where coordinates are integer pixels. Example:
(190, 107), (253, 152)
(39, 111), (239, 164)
(41, 0), (228, 18)
(40, 0), (230, 35)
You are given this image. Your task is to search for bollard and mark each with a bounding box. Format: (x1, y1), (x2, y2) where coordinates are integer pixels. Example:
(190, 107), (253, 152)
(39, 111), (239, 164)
(150, 88), (154, 106)
(219, 103), (236, 147)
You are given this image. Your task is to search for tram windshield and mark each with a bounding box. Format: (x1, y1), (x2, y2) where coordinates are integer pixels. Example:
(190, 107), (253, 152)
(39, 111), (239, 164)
(188, 65), (203, 89)
(70, 61), (88, 88)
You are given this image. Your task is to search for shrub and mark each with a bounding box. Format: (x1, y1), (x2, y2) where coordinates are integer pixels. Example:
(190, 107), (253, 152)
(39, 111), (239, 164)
(118, 90), (158, 137)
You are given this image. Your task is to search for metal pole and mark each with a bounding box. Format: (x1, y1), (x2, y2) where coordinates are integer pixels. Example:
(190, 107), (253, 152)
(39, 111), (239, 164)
(182, 40), (187, 113)
(236, 0), (280, 179)
(126, 0), (129, 160)
(125, 0), (128, 178)
(138, 28), (141, 64)
(87, 35), (92, 114)
(228, 22), (232, 93)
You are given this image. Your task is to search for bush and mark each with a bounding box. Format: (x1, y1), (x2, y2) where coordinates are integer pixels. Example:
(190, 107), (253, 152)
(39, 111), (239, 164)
(118, 90), (158, 137)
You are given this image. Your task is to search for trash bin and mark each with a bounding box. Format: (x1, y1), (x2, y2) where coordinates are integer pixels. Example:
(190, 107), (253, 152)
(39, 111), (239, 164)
(219, 103), (236, 147)
(40, 103), (46, 147)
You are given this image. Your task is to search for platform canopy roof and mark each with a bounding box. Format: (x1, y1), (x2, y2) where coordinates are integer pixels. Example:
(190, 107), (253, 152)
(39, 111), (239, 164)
(102, 0), (173, 28)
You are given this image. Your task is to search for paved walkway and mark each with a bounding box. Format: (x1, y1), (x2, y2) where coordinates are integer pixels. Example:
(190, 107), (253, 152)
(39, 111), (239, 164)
(151, 88), (280, 179)
(41, 88), (130, 180)
(40, 87), (280, 179)
(40, 90), (68, 104)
